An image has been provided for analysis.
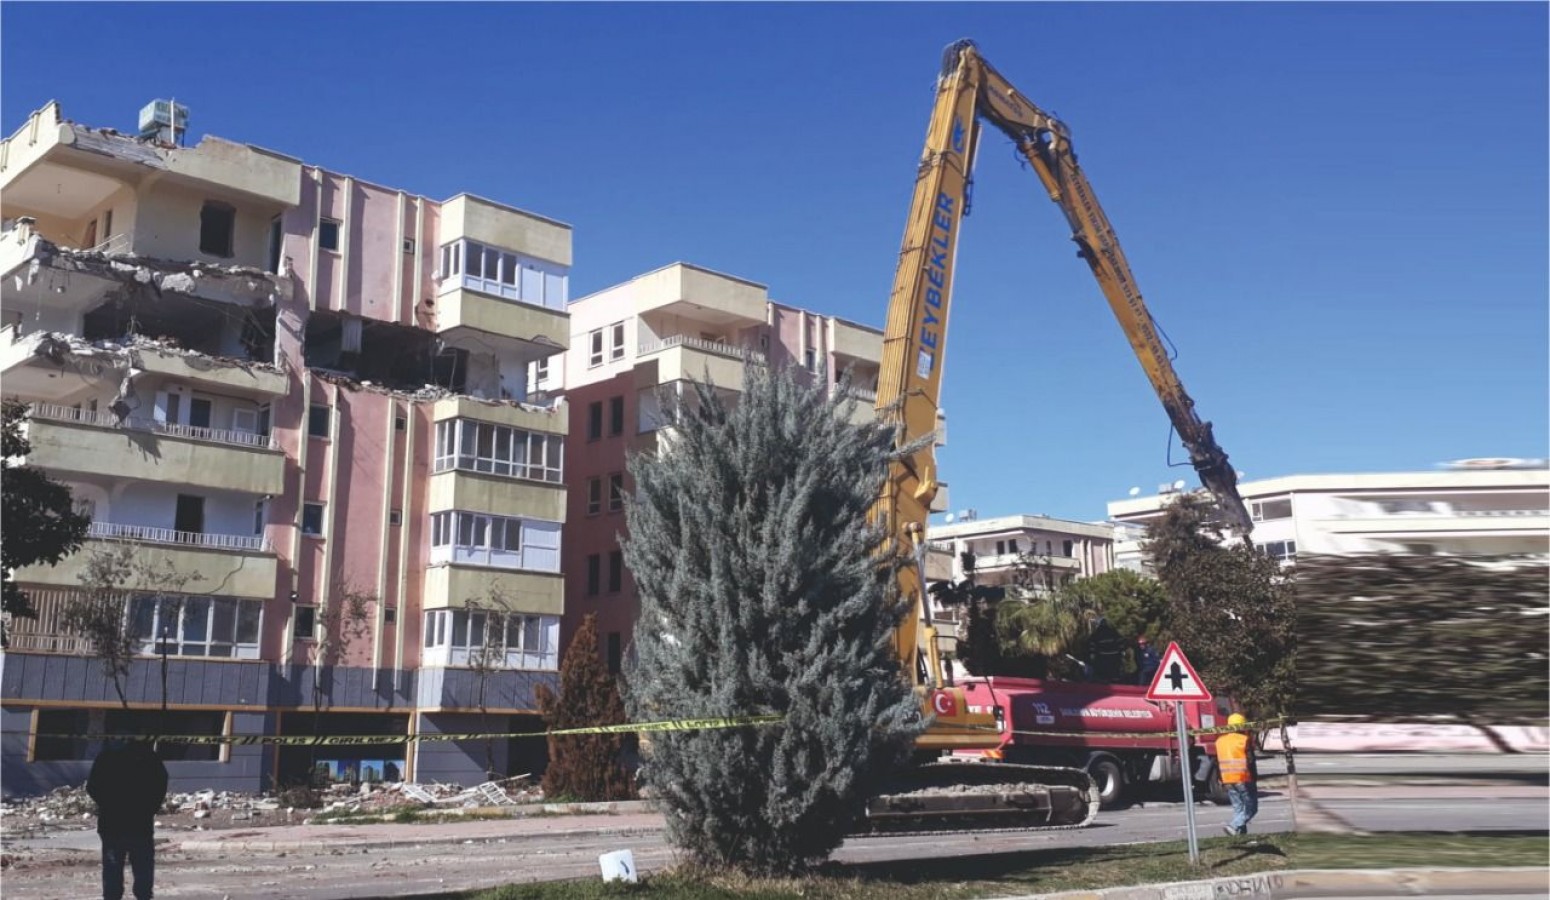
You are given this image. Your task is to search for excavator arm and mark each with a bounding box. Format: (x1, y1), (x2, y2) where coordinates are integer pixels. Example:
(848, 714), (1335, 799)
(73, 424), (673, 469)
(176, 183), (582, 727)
(877, 40), (1252, 726)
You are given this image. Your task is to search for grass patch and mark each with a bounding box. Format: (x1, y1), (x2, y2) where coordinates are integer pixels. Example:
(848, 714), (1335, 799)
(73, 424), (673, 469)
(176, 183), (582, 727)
(436, 832), (1547, 900)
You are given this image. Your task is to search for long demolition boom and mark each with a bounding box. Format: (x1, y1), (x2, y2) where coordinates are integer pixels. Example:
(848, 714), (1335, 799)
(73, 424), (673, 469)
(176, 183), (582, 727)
(877, 40), (1253, 717)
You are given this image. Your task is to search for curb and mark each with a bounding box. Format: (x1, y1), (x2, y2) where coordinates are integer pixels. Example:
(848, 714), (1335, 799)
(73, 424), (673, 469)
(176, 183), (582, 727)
(177, 824), (664, 853)
(988, 866), (1549, 899)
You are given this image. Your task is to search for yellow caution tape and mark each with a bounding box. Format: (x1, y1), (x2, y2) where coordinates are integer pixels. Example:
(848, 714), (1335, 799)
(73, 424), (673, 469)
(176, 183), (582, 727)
(957, 716), (1287, 742)
(34, 714), (785, 747)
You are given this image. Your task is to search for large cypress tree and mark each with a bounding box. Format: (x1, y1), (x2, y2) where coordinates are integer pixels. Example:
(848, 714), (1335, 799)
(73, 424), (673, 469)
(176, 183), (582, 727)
(621, 365), (922, 875)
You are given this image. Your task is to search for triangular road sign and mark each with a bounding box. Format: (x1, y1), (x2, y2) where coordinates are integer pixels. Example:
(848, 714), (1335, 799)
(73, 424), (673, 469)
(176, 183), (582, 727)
(1145, 641), (1213, 701)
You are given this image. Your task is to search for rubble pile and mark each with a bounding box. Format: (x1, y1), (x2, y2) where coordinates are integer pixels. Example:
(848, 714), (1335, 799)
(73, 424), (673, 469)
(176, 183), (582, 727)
(2, 778), (545, 839)
(313, 775), (542, 818)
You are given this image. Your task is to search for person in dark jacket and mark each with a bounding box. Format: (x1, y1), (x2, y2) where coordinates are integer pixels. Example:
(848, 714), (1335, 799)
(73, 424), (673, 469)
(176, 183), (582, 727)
(1134, 636), (1161, 686)
(87, 738), (169, 900)
(1087, 617), (1127, 683)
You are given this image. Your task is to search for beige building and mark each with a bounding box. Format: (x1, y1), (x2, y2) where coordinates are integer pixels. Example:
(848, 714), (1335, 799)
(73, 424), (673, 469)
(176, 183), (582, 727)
(1106, 463), (1550, 564)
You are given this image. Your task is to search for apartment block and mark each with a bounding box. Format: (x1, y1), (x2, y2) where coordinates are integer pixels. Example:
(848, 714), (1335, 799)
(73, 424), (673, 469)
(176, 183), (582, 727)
(1, 102), (570, 795)
(555, 263), (887, 671)
(1106, 462), (1550, 567)
(924, 513), (1115, 677)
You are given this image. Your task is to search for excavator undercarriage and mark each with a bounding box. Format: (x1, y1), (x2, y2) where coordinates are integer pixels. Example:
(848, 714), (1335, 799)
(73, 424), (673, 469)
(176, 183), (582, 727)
(854, 761), (1099, 835)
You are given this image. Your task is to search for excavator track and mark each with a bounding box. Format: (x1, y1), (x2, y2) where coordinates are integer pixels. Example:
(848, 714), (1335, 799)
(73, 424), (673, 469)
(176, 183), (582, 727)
(851, 762), (1099, 836)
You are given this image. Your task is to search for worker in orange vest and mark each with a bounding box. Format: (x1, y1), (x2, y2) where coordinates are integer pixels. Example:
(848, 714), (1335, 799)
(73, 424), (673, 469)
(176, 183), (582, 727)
(1216, 713), (1258, 835)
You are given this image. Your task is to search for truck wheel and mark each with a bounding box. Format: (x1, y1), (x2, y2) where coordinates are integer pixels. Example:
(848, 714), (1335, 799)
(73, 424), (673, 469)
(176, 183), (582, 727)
(1087, 755), (1127, 810)
(1204, 761), (1230, 806)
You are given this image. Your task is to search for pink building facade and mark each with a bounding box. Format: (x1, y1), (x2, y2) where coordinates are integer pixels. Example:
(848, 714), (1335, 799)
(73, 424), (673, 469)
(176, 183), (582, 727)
(557, 263), (883, 670)
(1, 103), (568, 794)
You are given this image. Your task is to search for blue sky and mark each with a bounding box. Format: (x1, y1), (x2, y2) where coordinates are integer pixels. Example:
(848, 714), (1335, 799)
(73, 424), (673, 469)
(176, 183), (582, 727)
(4, 3), (1545, 522)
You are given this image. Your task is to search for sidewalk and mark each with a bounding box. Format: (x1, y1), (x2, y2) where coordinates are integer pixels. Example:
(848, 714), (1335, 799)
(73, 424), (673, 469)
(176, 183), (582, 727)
(1000, 866), (1549, 899)
(176, 810), (666, 852)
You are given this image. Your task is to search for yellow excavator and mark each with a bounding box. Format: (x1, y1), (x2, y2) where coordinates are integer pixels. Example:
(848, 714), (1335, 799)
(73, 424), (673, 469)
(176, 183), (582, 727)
(856, 40), (1252, 833)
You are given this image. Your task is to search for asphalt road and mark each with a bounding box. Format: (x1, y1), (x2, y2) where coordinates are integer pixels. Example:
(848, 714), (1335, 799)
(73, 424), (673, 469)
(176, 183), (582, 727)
(4, 759), (1543, 900)
(2, 796), (1292, 900)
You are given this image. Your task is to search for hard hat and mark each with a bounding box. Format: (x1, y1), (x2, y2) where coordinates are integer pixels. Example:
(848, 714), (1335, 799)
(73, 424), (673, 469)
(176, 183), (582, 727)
(1227, 713), (1247, 727)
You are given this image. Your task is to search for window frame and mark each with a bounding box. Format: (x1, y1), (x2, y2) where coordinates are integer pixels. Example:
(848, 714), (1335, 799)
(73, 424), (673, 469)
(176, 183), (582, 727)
(608, 473), (625, 513)
(318, 218), (343, 252)
(588, 401), (604, 441)
(609, 322), (626, 362)
(609, 396), (625, 437)
(308, 404), (331, 439)
(587, 477), (603, 516)
(607, 550), (623, 593)
(301, 503), (326, 537)
(432, 419), (564, 484)
(588, 329), (605, 368)
(586, 554), (601, 596)
(293, 604), (318, 641)
(199, 200), (236, 258)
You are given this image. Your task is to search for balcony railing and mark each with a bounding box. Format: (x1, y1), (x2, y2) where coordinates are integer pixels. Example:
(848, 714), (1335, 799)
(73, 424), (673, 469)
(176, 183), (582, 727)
(82, 232), (134, 257)
(638, 335), (767, 365)
(30, 402), (277, 450)
(88, 520), (271, 553)
(831, 384), (878, 403)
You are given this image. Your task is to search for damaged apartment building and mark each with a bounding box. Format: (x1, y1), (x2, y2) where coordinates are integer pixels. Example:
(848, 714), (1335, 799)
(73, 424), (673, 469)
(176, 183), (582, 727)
(1, 101), (570, 795)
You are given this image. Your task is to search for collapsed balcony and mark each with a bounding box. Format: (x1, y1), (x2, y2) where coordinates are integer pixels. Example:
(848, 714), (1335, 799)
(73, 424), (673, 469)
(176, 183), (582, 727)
(304, 310), (529, 402)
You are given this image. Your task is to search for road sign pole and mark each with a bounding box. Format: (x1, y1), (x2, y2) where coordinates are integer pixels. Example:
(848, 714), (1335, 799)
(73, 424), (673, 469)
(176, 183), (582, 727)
(1175, 701), (1200, 864)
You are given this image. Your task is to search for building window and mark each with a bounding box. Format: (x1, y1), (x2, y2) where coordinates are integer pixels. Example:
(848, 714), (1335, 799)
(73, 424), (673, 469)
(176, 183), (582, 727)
(589, 328), (605, 367)
(308, 404), (331, 438)
(318, 218), (342, 252)
(805, 348), (818, 373)
(1063, 539), (1074, 558)
(253, 500), (266, 536)
(995, 541), (1005, 556)
(534, 356), (550, 386)
(395, 414), (407, 432)
(586, 554), (601, 596)
(608, 473), (625, 512)
(293, 605), (317, 640)
(199, 201), (235, 258)
(1258, 540), (1297, 561)
(1251, 498), (1293, 521)
(607, 632), (622, 675)
(126, 595), (262, 659)
(422, 609), (560, 670)
(608, 550), (623, 593)
(268, 216), (284, 273)
(429, 511), (560, 571)
(609, 322), (626, 362)
(588, 401), (603, 441)
(433, 419), (564, 483)
(302, 503), (325, 536)
(587, 477), (602, 516)
(402, 237), (416, 254)
(33, 709), (92, 761)
(1008, 539), (1020, 555)
(435, 239), (566, 311)
(389, 509), (402, 526)
(609, 396), (625, 437)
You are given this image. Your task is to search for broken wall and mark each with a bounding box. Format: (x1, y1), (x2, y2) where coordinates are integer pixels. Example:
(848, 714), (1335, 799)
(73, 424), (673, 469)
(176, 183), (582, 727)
(133, 179), (275, 270)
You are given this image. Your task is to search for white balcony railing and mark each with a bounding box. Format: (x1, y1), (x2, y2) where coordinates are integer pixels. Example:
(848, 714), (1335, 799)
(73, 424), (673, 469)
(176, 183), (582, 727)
(88, 520), (271, 553)
(638, 334), (767, 365)
(82, 232), (134, 257)
(831, 384), (878, 403)
(29, 402), (277, 450)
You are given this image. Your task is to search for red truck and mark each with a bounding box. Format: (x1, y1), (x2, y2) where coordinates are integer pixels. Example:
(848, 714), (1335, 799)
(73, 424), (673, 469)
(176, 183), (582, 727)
(957, 677), (1239, 809)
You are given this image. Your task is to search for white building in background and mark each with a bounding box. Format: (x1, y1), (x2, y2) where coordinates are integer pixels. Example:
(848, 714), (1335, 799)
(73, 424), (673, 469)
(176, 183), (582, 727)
(1106, 462), (1550, 563)
(926, 514), (1116, 589)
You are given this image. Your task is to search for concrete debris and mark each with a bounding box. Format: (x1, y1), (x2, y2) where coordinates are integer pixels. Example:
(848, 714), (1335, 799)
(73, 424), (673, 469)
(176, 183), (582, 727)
(34, 237), (286, 303)
(28, 331), (283, 380)
(1, 778), (544, 837)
